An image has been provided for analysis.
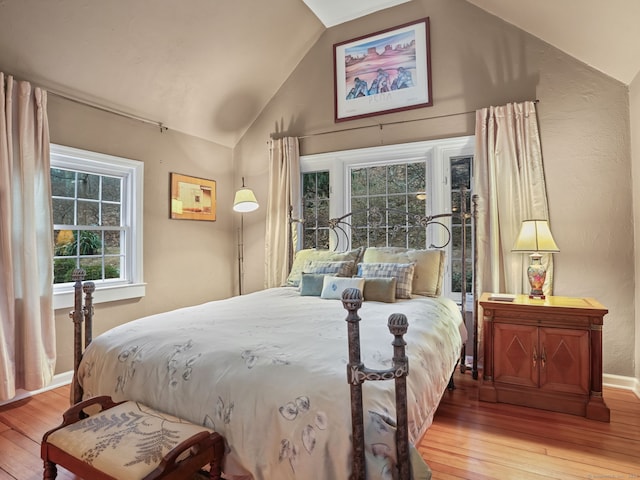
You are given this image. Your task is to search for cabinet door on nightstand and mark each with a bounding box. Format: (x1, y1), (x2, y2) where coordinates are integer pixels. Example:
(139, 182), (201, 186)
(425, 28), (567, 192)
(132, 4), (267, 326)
(494, 323), (538, 387)
(539, 327), (590, 395)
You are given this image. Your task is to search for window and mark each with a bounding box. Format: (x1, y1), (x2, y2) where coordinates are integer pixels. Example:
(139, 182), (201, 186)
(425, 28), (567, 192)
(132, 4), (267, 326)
(300, 136), (474, 302)
(50, 144), (145, 309)
(302, 171), (330, 248)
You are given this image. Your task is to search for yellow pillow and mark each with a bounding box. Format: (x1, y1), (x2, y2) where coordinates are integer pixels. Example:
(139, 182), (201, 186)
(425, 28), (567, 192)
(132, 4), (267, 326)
(362, 247), (445, 297)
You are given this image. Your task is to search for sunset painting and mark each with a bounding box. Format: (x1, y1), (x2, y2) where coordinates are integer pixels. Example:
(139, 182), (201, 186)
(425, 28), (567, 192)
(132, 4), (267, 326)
(334, 18), (431, 122)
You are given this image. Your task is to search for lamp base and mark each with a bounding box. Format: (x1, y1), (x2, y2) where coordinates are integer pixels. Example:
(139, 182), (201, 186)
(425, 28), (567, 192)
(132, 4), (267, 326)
(527, 253), (547, 300)
(529, 293), (546, 300)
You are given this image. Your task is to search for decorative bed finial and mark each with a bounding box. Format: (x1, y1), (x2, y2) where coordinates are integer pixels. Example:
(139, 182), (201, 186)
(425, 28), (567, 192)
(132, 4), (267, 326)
(341, 287), (363, 312)
(71, 268), (86, 282)
(82, 281), (95, 295)
(388, 313), (409, 336)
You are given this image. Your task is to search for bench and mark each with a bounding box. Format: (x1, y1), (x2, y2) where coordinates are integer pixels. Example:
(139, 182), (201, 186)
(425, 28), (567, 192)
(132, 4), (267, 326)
(41, 395), (225, 480)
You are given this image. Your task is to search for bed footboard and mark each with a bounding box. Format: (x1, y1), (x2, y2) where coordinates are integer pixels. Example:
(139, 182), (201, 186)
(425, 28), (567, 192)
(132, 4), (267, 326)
(69, 268), (95, 405)
(342, 288), (411, 480)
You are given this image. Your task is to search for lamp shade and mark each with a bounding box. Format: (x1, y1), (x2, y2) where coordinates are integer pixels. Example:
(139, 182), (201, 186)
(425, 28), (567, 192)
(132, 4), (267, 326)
(512, 219), (560, 252)
(233, 187), (259, 213)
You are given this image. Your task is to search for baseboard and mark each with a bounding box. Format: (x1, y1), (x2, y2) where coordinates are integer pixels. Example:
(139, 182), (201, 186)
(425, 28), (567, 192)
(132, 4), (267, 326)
(0, 370), (73, 407)
(603, 373), (640, 399)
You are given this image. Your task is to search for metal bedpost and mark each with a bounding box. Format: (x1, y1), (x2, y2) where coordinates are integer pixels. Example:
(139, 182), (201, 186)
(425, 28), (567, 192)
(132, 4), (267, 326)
(389, 313), (410, 480)
(342, 288), (412, 480)
(69, 268), (85, 405)
(459, 186), (468, 374)
(472, 194), (480, 379)
(342, 288), (366, 480)
(83, 281), (95, 349)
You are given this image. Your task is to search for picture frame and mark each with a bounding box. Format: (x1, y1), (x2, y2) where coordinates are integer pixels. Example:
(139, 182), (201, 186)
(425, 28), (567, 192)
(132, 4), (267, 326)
(170, 172), (216, 221)
(333, 17), (432, 123)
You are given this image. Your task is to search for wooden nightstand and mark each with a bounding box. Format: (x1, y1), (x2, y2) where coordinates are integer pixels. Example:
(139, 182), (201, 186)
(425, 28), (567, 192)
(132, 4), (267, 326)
(478, 293), (610, 421)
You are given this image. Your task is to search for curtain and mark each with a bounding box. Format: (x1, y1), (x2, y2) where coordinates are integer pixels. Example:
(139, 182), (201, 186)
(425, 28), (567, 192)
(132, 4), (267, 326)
(0, 73), (55, 401)
(264, 137), (300, 288)
(474, 101), (553, 352)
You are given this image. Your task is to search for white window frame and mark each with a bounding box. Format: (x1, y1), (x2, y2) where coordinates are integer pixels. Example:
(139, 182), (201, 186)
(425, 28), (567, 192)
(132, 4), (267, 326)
(300, 135), (474, 302)
(51, 144), (145, 310)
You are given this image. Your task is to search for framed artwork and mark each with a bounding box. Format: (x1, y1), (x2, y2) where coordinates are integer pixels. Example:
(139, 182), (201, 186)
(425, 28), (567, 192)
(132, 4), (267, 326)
(170, 172), (216, 221)
(333, 17), (432, 122)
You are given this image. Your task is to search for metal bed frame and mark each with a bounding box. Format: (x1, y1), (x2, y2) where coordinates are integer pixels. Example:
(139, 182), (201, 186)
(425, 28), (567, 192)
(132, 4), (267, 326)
(68, 190), (478, 480)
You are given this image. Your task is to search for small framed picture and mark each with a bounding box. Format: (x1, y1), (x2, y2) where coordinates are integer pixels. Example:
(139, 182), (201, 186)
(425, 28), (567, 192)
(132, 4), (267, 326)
(170, 172), (216, 221)
(333, 17), (432, 122)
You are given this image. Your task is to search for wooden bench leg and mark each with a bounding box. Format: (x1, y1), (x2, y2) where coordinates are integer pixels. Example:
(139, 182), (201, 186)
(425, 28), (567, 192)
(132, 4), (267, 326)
(209, 457), (222, 480)
(43, 459), (57, 479)
(205, 433), (224, 480)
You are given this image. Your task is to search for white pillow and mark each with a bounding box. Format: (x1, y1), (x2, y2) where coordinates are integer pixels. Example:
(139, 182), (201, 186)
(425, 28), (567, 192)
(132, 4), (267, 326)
(320, 276), (365, 300)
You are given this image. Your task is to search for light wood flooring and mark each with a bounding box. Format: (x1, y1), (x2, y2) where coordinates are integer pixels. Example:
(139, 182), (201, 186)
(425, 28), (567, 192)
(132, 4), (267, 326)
(0, 372), (638, 479)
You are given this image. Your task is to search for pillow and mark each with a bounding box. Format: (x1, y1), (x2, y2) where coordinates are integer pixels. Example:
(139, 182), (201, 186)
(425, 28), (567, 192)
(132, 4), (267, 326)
(303, 260), (354, 277)
(357, 262), (415, 299)
(363, 277), (396, 303)
(362, 247), (445, 297)
(299, 273), (325, 296)
(320, 276), (365, 300)
(285, 247), (363, 287)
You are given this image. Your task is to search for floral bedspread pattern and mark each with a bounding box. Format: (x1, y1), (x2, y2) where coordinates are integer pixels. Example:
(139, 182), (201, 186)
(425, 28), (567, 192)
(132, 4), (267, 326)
(78, 288), (465, 480)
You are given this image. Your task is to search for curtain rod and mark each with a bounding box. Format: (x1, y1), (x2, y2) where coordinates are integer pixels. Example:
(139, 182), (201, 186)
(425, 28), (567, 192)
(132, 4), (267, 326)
(48, 90), (168, 133)
(2, 70), (168, 132)
(294, 99), (539, 140)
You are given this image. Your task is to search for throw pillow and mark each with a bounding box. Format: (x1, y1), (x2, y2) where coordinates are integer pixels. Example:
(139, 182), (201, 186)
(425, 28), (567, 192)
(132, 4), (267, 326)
(320, 276), (365, 300)
(357, 262), (415, 299)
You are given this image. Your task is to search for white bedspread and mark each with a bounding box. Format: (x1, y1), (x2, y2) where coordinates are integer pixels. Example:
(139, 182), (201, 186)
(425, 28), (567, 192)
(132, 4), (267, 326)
(78, 287), (465, 480)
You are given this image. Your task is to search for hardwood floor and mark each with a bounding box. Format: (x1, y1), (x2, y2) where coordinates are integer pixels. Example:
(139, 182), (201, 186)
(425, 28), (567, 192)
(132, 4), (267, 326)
(421, 372), (640, 479)
(0, 374), (638, 479)
(0, 385), (79, 480)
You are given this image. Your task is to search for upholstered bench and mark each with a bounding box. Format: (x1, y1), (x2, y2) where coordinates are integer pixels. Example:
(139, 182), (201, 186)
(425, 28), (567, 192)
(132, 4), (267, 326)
(41, 396), (225, 480)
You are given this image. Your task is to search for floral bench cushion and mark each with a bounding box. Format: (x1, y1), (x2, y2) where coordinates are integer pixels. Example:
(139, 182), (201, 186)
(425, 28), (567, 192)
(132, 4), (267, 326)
(46, 400), (215, 479)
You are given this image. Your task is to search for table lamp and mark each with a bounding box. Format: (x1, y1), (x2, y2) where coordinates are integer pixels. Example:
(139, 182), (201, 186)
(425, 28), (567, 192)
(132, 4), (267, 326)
(512, 219), (559, 299)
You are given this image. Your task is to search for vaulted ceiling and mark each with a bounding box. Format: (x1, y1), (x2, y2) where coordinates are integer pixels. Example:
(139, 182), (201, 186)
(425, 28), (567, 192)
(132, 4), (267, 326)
(0, 0), (637, 147)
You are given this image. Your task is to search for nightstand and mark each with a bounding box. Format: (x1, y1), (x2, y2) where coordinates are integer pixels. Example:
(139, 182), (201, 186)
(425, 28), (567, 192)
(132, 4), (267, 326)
(478, 293), (610, 422)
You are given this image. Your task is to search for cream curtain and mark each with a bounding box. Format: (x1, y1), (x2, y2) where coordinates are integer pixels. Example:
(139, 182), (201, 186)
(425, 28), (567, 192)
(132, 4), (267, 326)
(474, 101), (554, 302)
(0, 73), (55, 401)
(264, 137), (300, 288)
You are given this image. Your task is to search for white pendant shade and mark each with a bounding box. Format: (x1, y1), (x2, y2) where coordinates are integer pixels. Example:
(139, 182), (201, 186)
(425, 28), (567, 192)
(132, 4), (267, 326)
(233, 187), (259, 212)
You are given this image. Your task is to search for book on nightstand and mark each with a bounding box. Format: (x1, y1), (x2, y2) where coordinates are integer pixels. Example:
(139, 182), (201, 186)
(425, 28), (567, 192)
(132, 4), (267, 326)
(487, 293), (517, 302)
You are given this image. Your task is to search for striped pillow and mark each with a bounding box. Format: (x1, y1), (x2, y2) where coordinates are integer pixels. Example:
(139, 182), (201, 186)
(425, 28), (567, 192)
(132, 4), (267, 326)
(303, 260), (355, 277)
(357, 262), (415, 299)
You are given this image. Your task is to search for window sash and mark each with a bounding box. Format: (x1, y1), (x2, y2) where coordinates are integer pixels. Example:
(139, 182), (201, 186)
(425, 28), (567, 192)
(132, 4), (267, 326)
(50, 144), (145, 309)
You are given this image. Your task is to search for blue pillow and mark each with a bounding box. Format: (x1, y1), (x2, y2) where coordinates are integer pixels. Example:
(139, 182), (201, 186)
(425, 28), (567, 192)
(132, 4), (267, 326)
(299, 273), (325, 296)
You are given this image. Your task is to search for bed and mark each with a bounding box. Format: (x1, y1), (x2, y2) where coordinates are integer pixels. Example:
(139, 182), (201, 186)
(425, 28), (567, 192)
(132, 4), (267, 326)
(70, 201), (477, 480)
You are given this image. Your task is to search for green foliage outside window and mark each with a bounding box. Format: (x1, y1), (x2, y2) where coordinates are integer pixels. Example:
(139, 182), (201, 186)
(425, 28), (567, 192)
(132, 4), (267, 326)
(53, 230), (120, 283)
